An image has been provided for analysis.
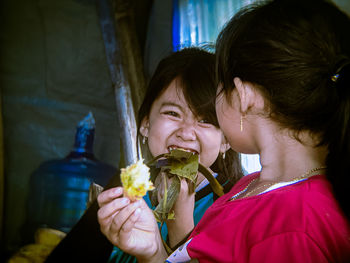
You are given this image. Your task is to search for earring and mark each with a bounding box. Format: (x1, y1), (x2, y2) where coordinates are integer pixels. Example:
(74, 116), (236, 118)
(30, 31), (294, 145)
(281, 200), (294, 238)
(142, 136), (147, 144)
(240, 115), (243, 132)
(222, 151), (226, 160)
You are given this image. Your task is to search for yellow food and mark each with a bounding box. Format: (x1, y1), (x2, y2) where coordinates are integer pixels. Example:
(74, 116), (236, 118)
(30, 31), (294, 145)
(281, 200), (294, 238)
(34, 227), (66, 247)
(7, 255), (31, 263)
(8, 243), (53, 263)
(8, 228), (66, 263)
(121, 159), (154, 201)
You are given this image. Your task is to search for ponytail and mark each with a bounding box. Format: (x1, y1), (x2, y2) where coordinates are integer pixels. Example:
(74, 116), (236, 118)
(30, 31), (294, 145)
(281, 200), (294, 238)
(324, 62), (350, 219)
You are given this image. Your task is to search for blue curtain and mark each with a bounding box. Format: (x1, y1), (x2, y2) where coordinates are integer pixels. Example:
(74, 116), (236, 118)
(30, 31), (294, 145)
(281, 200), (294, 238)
(173, 0), (257, 51)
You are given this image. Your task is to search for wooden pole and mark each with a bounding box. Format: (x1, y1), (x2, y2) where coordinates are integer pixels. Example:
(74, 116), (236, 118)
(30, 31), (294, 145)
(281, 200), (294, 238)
(97, 0), (141, 166)
(112, 0), (146, 112)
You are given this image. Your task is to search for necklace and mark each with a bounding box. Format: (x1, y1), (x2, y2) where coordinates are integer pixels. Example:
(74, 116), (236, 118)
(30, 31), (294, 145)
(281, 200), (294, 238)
(230, 166), (326, 201)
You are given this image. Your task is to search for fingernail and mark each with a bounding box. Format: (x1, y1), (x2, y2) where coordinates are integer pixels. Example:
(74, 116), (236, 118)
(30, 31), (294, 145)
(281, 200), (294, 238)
(120, 198), (130, 205)
(114, 188), (122, 195)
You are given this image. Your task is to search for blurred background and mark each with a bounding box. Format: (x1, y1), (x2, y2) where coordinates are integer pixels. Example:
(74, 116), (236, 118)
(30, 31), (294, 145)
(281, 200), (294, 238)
(1, 0), (349, 260)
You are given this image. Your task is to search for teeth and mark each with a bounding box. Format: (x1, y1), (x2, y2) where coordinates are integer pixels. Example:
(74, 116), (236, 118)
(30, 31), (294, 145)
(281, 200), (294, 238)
(168, 146), (197, 154)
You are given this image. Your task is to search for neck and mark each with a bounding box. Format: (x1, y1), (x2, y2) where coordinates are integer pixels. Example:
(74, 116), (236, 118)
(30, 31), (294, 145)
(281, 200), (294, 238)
(258, 129), (327, 182)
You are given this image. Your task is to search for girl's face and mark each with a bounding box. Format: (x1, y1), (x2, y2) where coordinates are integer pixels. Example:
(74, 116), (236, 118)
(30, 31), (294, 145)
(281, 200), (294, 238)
(140, 79), (226, 168)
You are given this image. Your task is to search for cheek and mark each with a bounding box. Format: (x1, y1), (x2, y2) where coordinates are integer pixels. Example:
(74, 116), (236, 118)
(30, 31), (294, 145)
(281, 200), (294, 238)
(199, 129), (223, 167)
(215, 110), (230, 140)
(216, 97), (237, 141)
(146, 119), (174, 157)
(215, 97), (227, 129)
(147, 137), (161, 157)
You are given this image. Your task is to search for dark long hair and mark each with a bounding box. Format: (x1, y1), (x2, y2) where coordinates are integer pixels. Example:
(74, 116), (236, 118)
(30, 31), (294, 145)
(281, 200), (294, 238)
(138, 47), (243, 185)
(216, 0), (350, 217)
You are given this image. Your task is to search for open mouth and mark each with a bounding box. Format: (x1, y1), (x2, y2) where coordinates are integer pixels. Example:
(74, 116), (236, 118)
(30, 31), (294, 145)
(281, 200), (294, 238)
(168, 145), (198, 155)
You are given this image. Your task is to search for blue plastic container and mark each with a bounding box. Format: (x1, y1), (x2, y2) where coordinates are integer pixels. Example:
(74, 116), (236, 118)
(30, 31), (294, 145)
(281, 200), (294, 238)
(26, 112), (117, 233)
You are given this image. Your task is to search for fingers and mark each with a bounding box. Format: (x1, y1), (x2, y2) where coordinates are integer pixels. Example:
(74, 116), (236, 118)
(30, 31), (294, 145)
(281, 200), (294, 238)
(180, 178), (189, 192)
(97, 187), (129, 237)
(179, 178), (194, 196)
(98, 197), (130, 220)
(120, 207), (142, 234)
(109, 200), (142, 235)
(174, 178), (195, 209)
(98, 197), (144, 247)
(97, 187), (123, 207)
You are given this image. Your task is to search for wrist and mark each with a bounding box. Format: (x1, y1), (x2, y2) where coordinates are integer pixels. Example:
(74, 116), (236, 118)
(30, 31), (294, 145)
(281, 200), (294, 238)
(137, 246), (168, 263)
(167, 219), (194, 248)
(137, 232), (168, 263)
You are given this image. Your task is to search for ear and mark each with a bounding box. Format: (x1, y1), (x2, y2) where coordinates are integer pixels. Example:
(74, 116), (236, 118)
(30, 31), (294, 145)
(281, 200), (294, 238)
(220, 142), (231, 154)
(233, 77), (261, 113)
(220, 135), (231, 153)
(139, 117), (149, 137)
(233, 77), (265, 113)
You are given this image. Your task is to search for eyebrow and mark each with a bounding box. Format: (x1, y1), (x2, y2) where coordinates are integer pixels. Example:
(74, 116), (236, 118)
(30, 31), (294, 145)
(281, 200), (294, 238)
(160, 101), (184, 110)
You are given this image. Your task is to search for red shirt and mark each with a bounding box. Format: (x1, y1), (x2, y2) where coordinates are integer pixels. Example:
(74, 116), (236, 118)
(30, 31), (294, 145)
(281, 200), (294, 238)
(167, 173), (350, 263)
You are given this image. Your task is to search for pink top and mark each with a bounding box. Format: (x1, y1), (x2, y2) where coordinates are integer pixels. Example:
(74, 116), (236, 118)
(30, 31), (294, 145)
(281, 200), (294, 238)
(166, 173), (350, 263)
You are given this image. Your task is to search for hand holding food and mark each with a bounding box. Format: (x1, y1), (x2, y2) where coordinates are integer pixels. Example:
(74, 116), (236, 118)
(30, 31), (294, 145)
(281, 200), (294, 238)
(97, 186), (166, 261)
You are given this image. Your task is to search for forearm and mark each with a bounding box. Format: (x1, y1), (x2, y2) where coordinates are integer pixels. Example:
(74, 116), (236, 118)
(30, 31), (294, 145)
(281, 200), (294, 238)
(167, 217), (194, 248)
(165, 177), (195, 248)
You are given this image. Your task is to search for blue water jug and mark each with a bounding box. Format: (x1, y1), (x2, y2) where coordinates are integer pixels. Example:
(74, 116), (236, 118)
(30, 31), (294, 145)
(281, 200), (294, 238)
(26, 112), (117, 234)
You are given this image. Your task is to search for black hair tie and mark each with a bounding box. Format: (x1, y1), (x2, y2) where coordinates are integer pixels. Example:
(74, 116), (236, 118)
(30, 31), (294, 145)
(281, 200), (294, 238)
(330, 57), (350, 98)
(331, 57), (350, 83)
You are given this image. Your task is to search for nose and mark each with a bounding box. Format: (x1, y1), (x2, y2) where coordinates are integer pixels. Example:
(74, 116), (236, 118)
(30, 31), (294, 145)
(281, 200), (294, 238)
(175, 122), (197, 141)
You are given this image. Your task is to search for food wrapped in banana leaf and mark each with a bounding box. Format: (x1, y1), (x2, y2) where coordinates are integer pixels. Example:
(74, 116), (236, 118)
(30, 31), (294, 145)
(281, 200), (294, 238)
(150, 148), (224, 222)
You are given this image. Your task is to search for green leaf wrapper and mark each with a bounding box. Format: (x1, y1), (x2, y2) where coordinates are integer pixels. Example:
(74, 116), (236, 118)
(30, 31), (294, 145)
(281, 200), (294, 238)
(153, 176), (181, 222)
(165, 153), (198, 183)
(149, 148), (223, 227)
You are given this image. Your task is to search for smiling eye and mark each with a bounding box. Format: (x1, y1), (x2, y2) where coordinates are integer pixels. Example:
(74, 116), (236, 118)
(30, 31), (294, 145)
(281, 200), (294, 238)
(198, 119), (209, 123)
(164, 111), (180, 117)
(198, 119), (214, 127)
(199, 118), (213, 124)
